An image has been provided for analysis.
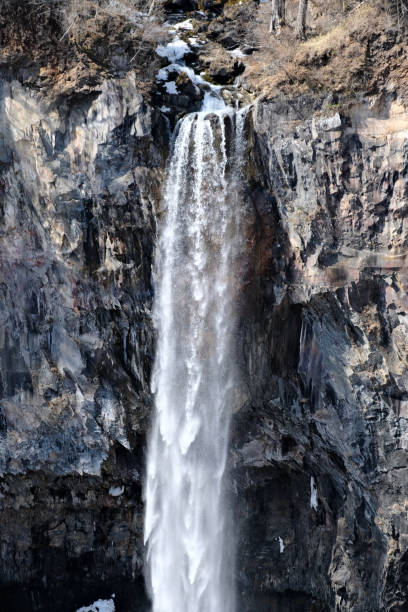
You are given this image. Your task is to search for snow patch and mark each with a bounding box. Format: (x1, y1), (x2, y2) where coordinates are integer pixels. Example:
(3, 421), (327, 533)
(165, 81), (179, 94)
(278, 537), (285, 553)
(109, 485), (124, 497)
(156, 63), (213, 90)
(76, 597), (115, 612)
(156, 36), (190, 62)
(156, 68), (168, 82)
(157, 64), (183, 82)
(310, 476), (318, 510)
(154, 34), (227, 111)
(229, 48), (247, 59)
(173, 19), (194, 31)
(160, 106), (171, 113)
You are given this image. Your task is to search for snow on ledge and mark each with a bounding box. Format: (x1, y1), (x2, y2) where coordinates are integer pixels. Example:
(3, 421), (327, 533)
(164, 81), (178, 95)
(228, 48), (247, 59)
(76, 597), (115, 612)
(109, 485), (124, 497)
(173, 19), (194, 31)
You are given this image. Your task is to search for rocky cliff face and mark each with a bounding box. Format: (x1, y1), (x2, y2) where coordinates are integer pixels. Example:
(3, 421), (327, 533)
(0, 15), (168, 606)
(2, 2), (408, 611)
(234, 95), (408, 611)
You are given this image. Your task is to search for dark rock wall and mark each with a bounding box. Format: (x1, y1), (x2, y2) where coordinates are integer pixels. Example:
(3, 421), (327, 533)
(232, 95), (408, 611)
(0, 70), (168, 610)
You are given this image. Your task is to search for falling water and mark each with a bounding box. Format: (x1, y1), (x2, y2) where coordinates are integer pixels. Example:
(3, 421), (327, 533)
(144, 98), (246, 612)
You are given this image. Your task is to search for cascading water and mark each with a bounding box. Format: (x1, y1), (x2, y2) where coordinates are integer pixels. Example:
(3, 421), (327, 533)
(144, 91), (246, 612)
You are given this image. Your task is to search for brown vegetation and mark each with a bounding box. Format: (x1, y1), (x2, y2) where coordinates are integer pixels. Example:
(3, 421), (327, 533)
(240, 0), (408, 102)
(0, 0), (167, 97)
(1, 0), (408, 106)
(61, 0), (165, 52)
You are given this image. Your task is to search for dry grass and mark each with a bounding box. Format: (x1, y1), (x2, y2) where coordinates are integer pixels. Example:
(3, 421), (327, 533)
(241, 0), (400, 100)
(62, 0), (165, 43)
(0, 0), (167, 90)
(59, 0), (167, 80)
(303, 3), (388, 50)
(302, 21), (345, 51)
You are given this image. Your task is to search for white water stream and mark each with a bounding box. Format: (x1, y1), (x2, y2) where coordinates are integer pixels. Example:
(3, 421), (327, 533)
(144, 90), (247, 612)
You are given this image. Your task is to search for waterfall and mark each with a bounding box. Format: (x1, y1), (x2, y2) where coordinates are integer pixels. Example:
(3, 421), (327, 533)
(144, 101), (246, 612)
